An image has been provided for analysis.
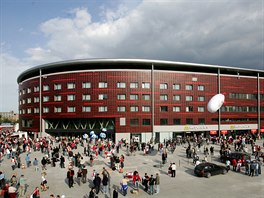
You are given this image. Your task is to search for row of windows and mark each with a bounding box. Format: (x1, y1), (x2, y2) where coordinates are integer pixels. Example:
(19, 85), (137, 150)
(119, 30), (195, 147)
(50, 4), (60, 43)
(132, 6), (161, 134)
(20, 105), (262, 115)
(228, 93), (264, 100)
(19, 94), (206, 104)
(19, 105), (207, 114)
(19, 82), (205, 95)
(130, 118), (205, 126)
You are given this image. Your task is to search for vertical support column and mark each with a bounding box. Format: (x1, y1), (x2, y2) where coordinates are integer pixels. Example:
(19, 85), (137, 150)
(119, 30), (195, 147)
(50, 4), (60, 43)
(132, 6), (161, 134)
(257, 73), (260, 139)
(151, 64), (155, 143)
(218, 68), (221, 137)
(39, 69), (42, 138)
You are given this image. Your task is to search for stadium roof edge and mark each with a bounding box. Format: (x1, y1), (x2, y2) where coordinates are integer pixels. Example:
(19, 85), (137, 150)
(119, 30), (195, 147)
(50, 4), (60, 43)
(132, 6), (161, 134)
(17, 58), (264, 83)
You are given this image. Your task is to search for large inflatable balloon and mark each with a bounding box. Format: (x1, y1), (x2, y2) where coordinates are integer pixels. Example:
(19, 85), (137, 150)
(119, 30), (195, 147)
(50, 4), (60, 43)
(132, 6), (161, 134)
(207, 94), (225, 113)
(101, 128), (107, 132)
(90, 131), (95, 136)
(83, 133), (88, 139)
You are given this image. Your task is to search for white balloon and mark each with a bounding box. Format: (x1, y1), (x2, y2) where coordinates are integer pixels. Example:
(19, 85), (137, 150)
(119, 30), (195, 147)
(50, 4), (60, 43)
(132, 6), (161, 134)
(207, 94), (225, 113)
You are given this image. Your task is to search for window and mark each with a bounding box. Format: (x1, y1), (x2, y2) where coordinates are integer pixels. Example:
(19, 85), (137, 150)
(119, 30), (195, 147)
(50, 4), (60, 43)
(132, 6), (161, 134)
(185, 85), (193, 90)
(67, 95), (75, 101)
(173, 84), (180, 90)
(160, 94), (168, 101)
(130, 94), (139, 100)
(173, 119), (181, 125)
(198, 106), (205, 112)
(173, 106), (181, 112)
(142, 94), (150, 100)
(82, 106), (91, 112)
(142, 106), (151, 112)
(43, 96), (49, 102)
(117, 94), (126, 100)
(54, 95), (62, 101)
(34, 97), (39, 103)
(160, 106), (168, 112)
(99, 94), (107, 100)
(160, 118), (168, 125)
(43, 85), (49, 91)
(198, 118), (205, 125)
(27, 88), (31, 93)
(142, 119), (151, 125)
(27, 108), (31, 114)
(54, 84), (62, 90)
(173, 95), (180, 101)
(22, 109), (25, 114)
(186, 118), (193, 124)
(98, 106), (107, 112)
(67, 83), (75, 89)
(117, 106), (126, 112)
(130, 106), (139, 112)
(27, 98), (32, 104)
(34, 86), (39, 92)
(198, 85), (205, 91)
(99, 82), (107, 88)
(82, 94), (91, 101)
(43, 107), (49, 113)
(198, 96), (205, 102)
(19, 100), (22, 105)
(160, 83), (168, 89)
(130, 82), (139, 88)
(34, 108), (39, 113)
(22, 99), (25, 104)
(54, 107), (62, 113)
(19, 91), (22, 96)
(142, 82), (150, 89)
(82, 82), (91, 88)
(67, 106), (76, 112)
(186, 106), (193, 112)
(130, 119), (139, 126)
(22, 89), (25, 94)
(186, 96), (193, 101)
(117, 82), (126, 88)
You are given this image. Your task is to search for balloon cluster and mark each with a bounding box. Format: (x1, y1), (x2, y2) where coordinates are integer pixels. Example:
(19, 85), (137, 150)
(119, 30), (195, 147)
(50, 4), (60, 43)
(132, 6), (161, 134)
(89, 129), (107, 139)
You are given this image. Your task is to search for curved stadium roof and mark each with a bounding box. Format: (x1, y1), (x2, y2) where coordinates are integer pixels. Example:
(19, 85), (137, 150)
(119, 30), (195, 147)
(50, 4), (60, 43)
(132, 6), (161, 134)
(17, 58), (264, 83)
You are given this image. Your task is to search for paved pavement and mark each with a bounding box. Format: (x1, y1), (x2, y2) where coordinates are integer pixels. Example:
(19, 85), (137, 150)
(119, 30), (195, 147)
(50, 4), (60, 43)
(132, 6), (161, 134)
(1, 140), (264, 198)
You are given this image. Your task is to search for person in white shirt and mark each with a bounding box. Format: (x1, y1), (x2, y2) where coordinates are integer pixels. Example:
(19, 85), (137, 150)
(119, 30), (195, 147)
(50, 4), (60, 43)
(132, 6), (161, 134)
(171, 163), (176, 177)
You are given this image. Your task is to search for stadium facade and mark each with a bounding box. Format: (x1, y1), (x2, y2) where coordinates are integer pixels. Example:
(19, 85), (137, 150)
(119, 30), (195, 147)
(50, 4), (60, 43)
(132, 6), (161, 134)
(17, 59), (264, 143)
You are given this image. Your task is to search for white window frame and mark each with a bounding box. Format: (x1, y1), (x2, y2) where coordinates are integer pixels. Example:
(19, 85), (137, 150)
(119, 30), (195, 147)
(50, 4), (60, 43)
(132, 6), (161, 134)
(98, 106), (107, 112)
(173, 106), (181, 112)
(117, 106), (126, 112)
(160, 83), (168, 89)
(142, 106), (151, 112)
(82, 82), (91, 89)
(130, 94), (139, 100)
(117, 94), (126, 100)
(82, 94), (91, 101)
(99, 82), (107, 88)
(67, 106), (76, 112)
(98, 94), (107, 100)
(43, 85), (49, 91)
(117, 82), (126, 88)
(186, 96), (193, 101)
(54, 107), (62, 113)
(67, 82), (76, 89)
(54, 95), (62, 102)
(160, 94), (168, 101)
(67, 94), (76, 101)
(82, 106), (91, 112)
(54, 84), (62, 90)
(173, 95), (181, 101)
(130, 82), (139, 88)
(142, 82), (151, 89)
(130, 106), (139, 112)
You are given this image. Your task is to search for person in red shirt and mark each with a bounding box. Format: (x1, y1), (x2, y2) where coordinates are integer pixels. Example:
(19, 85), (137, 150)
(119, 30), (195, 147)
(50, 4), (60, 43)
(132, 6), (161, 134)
(32, 187), (40, 198)
(133, 171), (141, 190)
(232, 159), (237, 171)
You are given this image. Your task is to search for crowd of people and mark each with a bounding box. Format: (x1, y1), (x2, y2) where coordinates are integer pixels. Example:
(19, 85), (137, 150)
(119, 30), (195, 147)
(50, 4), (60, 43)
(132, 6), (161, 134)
(0, 128), (263, 197)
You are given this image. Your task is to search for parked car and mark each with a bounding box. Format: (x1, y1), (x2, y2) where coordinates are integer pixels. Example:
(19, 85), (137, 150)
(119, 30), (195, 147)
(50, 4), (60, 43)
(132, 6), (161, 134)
(194, 162), (228, 178)
(220, 152), (251, 166)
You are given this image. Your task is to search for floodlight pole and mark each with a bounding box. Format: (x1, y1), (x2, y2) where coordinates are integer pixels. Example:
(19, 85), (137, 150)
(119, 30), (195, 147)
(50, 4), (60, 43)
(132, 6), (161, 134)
(218, 68), (221, 137)
(39, 69), (42, 138)
(151, 64), (155, 143)
(257, 73), (260, 139)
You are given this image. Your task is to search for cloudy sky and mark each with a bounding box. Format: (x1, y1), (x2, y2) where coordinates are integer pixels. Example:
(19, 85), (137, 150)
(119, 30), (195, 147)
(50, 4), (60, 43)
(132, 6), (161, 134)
(0, 0), (263, 112)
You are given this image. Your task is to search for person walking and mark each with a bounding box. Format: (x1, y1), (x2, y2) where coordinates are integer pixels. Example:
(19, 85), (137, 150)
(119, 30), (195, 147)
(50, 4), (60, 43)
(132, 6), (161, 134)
(33, 158), (39, 171)
(142, 173), (149, 192)
(60, 155), (65, 168)
(93, 173), (101, 195)
(67, 168), (74, 188)
(155, 173), (160, 194)
(18, 174), (26, 197)
(25, 154), (31, 168)
(102, 173), (109, 194)
(149, 175), (155, 195)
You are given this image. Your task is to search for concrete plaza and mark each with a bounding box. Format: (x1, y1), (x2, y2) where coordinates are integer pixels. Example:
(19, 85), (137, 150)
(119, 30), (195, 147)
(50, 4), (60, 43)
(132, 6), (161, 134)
(0, 140), (263, 198)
